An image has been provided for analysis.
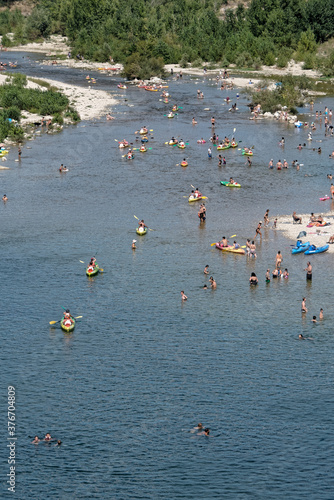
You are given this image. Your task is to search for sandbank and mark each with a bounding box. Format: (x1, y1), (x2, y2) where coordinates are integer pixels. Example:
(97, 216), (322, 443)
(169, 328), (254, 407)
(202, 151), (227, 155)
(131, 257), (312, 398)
(274, 212), (334, 253)
(0, 73), (117, 123)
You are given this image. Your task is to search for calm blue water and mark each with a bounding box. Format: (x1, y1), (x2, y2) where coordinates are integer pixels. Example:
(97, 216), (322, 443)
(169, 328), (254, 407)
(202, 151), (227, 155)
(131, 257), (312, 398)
(1, 60), (334, 499)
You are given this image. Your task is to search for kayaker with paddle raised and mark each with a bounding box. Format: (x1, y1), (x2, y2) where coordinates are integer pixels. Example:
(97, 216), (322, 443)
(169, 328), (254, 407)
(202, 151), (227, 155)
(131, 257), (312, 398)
(89, 257), (96, 268)
(63, 309), (74, 328)
(138, 220), (148, 230)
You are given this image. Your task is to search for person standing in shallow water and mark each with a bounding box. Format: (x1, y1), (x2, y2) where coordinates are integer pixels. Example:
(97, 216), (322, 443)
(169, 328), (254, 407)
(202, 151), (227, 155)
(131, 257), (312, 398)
(305, 261), (312, 281)
(255, 222), (262, 239)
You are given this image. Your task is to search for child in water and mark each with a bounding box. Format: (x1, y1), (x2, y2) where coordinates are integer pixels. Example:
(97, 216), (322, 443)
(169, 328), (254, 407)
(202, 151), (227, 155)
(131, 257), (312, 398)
(265, 269), (270, 283)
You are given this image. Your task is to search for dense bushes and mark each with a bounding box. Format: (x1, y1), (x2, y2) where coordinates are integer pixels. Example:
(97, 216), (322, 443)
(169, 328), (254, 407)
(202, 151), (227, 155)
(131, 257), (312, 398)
(250, 75), (315, 113)
(0, 83), (69, 115)
(2, 0), (334, 73)
(0, 73), (77, 141)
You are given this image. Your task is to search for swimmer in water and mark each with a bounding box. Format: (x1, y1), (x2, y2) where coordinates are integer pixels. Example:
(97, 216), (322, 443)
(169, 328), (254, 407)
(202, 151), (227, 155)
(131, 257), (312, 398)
(132, 239), (136, 250)
(2, 194), (8, 201)
(203, 284), (208, 289)
(44, 433), (52, 441)
(299, 334), (305, 340)
(319, 308), (324, 320)
(312, 316), (317, 323)
(301, 297), (307, 313)
(249, 272), (258, 285)
(204, 265), (209, 274)
(181, 291), (187, 301)
(209, 276), (217, 289)
(265, 269), (270, 283)
(32, 436), (40, 444)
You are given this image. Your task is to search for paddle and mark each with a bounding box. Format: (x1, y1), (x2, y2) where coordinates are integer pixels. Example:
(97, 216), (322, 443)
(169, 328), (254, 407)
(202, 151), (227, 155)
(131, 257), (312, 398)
(134, 215), (154, 231)
(50, 316), (83, 325)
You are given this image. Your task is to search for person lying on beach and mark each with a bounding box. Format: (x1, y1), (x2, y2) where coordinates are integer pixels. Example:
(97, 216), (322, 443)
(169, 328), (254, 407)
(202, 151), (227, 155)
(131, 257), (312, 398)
(309, 213), (323, 223)
(292, 212), (302, 223)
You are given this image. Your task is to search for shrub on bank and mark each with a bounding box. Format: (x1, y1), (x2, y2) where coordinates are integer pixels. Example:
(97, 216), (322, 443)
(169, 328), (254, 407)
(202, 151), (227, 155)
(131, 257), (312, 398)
(250, 75), (315, 113)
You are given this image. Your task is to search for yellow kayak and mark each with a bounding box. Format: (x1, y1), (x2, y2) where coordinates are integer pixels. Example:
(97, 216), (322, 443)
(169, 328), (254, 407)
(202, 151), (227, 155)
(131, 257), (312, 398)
(215, 243), (245, 254)
(188, 195), (207, 203)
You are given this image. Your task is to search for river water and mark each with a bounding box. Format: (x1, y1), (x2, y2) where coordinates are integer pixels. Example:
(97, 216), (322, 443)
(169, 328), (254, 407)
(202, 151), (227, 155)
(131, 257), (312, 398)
(1, 53), (334, 499)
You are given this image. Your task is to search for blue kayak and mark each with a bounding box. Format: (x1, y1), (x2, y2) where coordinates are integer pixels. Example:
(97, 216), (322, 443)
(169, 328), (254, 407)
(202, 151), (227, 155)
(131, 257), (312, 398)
(304, 244), (329, 255)
(292, 240), (310, 254)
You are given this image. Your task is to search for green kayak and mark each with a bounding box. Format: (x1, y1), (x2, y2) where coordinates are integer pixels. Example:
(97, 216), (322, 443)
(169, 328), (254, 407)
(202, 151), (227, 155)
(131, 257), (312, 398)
(86, 264), (100, 277)
(220, 181), (241, 188)
(60, 318), (75, 333)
